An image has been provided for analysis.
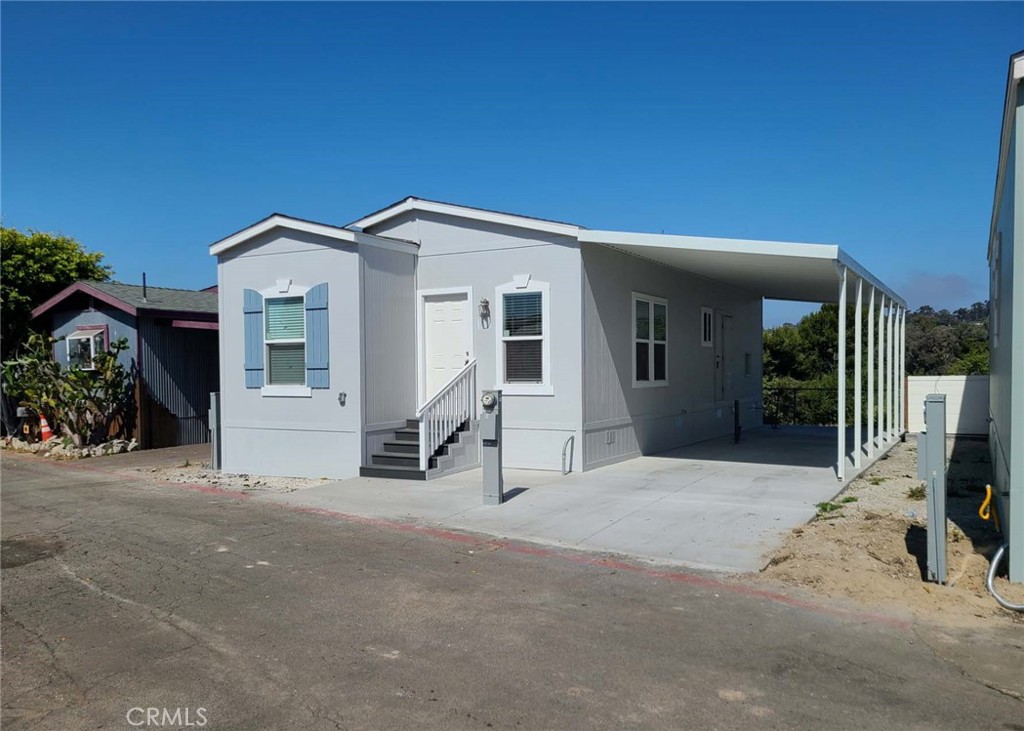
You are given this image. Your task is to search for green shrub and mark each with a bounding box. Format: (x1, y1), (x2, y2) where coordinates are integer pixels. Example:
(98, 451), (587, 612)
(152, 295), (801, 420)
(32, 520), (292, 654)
(2, 332), (135, 445)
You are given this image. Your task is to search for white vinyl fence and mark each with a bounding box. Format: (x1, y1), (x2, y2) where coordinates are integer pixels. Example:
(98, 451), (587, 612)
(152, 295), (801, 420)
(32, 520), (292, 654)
(906, 375), (989, 435)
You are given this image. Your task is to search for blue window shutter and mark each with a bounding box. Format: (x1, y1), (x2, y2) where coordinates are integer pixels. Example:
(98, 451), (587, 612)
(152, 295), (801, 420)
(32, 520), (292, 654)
(243, 289), (264, 388)
(305, 283), (329, 388)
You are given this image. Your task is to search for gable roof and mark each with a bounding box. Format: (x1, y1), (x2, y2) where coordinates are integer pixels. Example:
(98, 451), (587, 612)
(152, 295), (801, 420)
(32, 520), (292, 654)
(209, 212), (419, 258)
(31, 280), (218, 320)
(347, 196), (584, 237)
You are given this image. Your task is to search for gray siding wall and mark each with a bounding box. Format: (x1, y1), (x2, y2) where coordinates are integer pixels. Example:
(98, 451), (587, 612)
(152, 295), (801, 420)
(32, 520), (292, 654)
(582, 244), (763, 470)
(990, 82), (1024, 581)
(217, 228), (363, 479)
(138, 319), (219, 445)
(51, 307), (137, 371)
(368, 211), (584, 471)
(361, 244), (417, 458)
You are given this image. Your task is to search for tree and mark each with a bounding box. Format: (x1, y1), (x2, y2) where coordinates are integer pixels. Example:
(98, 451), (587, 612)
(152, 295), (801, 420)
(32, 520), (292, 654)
(762, 301), (990, 425)
(1, 227), (113, 360)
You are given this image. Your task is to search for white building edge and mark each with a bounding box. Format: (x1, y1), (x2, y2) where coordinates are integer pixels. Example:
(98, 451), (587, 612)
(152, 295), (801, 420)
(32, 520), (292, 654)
(988, 50), (1024, 583)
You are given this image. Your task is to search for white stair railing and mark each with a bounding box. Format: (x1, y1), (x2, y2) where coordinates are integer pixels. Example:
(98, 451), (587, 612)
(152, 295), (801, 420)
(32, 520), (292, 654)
(416, 359), (477, 471)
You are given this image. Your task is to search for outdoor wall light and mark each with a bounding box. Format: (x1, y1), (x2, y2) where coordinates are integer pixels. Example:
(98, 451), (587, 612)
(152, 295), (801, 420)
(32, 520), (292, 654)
(338, 392), (347, 407)
(479, 298), (491, 328)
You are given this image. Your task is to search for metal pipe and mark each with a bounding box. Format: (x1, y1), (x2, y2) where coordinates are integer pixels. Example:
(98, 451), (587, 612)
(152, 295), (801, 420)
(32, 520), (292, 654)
(561, 434), (575, 475)
(986, 544), (1024, 612)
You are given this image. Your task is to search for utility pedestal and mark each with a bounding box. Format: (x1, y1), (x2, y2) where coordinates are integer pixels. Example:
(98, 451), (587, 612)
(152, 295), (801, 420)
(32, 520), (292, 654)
(480, 390), (504, 505)
(918, 393), (947, 584)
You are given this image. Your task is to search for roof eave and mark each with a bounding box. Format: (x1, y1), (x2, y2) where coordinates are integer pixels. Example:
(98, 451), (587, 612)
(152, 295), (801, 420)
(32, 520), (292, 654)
(988, 51), (1024, 259)
(579, 229), (905, 307)
(348, 197), (582, 238)
(31, 281), (137, 320)
(209, 213), (417, 257)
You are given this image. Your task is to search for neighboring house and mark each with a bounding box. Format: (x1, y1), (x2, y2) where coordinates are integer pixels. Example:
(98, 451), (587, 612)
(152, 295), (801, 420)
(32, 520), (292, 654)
(210, 198), (905, 483)
(31, 281), (219, 448)
(988, 49), (1024, 583)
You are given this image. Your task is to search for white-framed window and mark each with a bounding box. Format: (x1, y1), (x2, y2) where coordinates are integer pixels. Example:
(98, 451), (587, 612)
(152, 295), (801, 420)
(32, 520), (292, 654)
(265, 296), (306, 386)
(991, 232), (1001, 348)
(633, 293), (667, 387)
(700, 307), (714, 348)
(495, 278), (552, 396)
(67, 328), (106, 370)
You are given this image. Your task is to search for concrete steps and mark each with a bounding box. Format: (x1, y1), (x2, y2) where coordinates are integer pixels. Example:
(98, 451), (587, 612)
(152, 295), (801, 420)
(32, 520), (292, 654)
(360, 419), (475, 480)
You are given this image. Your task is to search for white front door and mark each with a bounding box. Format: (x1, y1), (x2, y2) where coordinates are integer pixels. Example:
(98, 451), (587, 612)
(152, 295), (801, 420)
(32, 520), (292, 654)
(423, 292), (471, 399)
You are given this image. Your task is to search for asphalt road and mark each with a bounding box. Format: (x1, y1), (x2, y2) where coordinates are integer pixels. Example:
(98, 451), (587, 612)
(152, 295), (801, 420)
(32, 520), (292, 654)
(2, 456), (1022, 730)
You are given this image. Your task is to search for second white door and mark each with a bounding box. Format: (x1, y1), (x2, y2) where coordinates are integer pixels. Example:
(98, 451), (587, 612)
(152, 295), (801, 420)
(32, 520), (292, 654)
(423, 292), (471, 399)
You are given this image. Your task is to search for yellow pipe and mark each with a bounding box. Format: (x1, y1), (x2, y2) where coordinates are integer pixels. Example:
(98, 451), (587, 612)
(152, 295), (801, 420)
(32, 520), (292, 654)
(979, 484), (1000, 533)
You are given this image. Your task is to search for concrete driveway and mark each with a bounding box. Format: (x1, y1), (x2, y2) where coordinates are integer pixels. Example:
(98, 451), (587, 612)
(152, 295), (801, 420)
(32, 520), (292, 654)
(270, 427), (860, 572)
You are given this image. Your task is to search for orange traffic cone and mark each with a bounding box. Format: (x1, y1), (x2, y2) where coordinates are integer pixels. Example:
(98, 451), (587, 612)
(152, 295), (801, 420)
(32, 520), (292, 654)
(39, 415), (54, 442)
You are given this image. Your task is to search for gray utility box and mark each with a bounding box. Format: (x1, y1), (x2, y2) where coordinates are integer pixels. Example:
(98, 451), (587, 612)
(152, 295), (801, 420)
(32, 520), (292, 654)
(917, 393), (947, 584)
(480, 390), (504, 506)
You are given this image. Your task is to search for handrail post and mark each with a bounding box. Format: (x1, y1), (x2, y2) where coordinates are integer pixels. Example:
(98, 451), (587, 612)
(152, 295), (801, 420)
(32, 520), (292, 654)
(418, 415), (427, 471)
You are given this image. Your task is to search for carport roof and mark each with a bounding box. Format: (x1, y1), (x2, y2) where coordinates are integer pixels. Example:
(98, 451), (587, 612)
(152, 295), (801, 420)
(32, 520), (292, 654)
(578, 229), (905, 307)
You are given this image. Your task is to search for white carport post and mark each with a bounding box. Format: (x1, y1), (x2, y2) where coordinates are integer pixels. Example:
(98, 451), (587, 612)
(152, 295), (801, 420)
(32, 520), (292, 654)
(889, 303), (896, 440)
(878, 295), (887, 445)
(837, 266), (848, 481)
(899, 307), (907, 436)
(854, 277), (863, 469)
(867, 286), (875, 459)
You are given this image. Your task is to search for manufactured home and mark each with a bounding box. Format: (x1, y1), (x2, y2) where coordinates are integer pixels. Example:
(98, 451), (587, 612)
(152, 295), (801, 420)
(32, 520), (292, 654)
(210, 198), (906, 483)
(988, 49), (1024, 583)
(31, 280), (219, 448)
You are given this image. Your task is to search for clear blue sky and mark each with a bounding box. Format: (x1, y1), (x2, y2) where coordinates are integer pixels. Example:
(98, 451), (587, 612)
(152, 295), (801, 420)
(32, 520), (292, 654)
(2, 2), (1021, 326)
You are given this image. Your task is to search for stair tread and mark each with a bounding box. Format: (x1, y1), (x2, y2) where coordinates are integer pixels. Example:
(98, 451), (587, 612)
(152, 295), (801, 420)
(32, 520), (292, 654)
(360, 466), (428, 480)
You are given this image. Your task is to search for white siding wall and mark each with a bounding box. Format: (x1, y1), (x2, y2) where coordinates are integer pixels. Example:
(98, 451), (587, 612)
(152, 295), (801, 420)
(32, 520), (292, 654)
(361, 244), (417, 446)
(990, 80), (1024, 581)
(217, 229), (362, 479)
(367, 211), (584, 471)
(582, 245), (763, 470)
(907, 376), (990, 435)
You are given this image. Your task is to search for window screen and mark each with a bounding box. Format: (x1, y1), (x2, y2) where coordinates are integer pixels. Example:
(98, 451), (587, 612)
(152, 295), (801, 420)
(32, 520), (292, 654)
(267, 343), (306, 385)
(503, 292), (542, 337)
(502, 291), (543, 384)
(634, 296), (666, 384)
(265, 297), (305, 386)
(266, 297), (305, 340)
(505, 340), (543, 382)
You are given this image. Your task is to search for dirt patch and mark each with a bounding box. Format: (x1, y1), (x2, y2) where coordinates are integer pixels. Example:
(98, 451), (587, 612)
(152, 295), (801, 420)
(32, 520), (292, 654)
(134, 461), (331, 494)
(1, 537), (65, 569)
(759, 437), (1024, 627)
